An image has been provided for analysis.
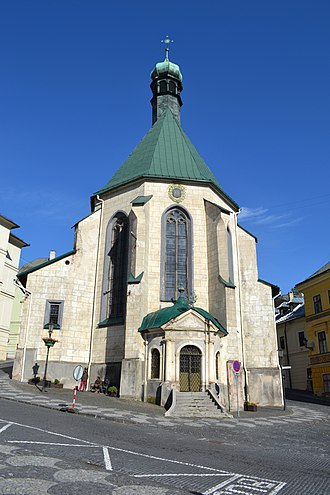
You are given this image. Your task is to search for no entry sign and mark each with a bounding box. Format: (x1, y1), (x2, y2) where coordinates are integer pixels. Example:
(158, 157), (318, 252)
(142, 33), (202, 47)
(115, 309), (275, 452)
(233, 360), (241, 373)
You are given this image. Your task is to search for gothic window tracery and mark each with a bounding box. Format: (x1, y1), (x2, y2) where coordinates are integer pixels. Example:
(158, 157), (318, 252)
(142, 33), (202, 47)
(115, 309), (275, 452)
(161, 207), (192, 302)
(101, 212), (129, 323)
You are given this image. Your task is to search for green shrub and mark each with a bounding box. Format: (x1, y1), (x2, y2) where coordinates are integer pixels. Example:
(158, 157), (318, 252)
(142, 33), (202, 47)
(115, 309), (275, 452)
(54, 379), (60, 385)
(107, 386), (118, 395)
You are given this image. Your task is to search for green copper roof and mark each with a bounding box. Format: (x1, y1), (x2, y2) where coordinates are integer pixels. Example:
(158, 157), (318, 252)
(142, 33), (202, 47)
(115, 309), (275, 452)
(151, 58), (183, 82)
(95, 110), (238, 209)
(138, 295), (227, 335)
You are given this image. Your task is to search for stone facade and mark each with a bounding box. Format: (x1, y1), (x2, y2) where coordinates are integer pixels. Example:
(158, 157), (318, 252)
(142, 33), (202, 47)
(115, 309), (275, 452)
(12, 52), (283, 411)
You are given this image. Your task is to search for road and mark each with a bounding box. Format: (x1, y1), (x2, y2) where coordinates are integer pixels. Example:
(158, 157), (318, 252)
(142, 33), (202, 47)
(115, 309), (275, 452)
(0, 398), (329, 494)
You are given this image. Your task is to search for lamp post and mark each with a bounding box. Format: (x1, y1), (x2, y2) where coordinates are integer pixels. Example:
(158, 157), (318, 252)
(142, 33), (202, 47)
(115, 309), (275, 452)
(42, 323), (58, 392)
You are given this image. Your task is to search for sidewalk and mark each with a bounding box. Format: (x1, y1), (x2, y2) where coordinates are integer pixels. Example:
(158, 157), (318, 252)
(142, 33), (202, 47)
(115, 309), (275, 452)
(2, 365), (327, 429)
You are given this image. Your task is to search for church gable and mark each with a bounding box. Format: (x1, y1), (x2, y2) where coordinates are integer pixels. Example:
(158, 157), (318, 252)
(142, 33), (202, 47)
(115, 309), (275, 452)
(163, 310), (213, 332)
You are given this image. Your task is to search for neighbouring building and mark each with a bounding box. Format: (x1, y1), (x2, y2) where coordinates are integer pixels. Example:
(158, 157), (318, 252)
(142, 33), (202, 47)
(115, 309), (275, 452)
(13, 45), (283, 411)
(0, 214), (28, 360)
(275, 290), (310, 391)
(296, 262), (330, 397)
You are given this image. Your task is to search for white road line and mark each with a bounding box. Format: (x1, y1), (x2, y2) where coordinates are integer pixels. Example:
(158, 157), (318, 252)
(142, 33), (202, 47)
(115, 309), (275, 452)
(0, 415), (284, 491)
(269, 482), (288, 495)
(203, 475), (287, 495)
(1, 417), (227, 474)
(103, 446), (112, 471)
(134, 473), (230, 478)
(203, 474), (242, 494)
(8, 441), (96, 447)
(0, 423), (11, 434)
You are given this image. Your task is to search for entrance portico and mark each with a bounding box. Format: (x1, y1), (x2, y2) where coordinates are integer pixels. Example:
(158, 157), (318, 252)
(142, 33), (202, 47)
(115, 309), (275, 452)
(139, 295), (227, 404)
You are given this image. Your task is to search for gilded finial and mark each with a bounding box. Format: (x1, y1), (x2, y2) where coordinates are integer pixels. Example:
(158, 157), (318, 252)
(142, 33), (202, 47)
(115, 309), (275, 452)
(161, 35), (173, 61)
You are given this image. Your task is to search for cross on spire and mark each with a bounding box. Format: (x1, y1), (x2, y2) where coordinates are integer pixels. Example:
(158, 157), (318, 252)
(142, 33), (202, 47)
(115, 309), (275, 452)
(161, 35), (173, 60)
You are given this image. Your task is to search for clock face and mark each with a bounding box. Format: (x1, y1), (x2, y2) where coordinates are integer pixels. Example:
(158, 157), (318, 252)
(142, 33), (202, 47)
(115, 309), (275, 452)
(168, 184), (186, 203)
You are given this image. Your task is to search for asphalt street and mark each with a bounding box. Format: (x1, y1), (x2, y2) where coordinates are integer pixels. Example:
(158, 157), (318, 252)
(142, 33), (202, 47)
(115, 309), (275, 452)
(0, 396), (329, 495)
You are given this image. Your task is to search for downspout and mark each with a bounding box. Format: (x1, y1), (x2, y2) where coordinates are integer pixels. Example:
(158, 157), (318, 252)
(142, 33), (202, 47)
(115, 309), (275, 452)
(20, 285), (32, 382)
(234, 212), (249, 403)
(204, 319), (209, 391)
(87, 194), (104, 387)
(284, 322), (292, 389)
(143, 338), (148, 402)
(273, 291), (285, 407)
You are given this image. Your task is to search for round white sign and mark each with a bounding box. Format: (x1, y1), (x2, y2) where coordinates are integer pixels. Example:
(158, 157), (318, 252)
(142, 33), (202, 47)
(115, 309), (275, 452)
(73, 365), (84, 381)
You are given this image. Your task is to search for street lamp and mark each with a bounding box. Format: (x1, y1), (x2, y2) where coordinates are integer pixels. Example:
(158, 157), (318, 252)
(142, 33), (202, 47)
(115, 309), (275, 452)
(42, 323), (58, 392)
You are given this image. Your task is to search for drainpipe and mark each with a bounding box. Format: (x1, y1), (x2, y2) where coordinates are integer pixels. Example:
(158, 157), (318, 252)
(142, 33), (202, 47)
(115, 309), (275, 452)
(273, 291), (285, 407)
(234, 212), (249, 403)
(284, 322), (292, 389)
(143, 339), (148, 402)
(87, 194), (104, 387)
(204, 319), (209, 391)
(19, 284), (32, 382)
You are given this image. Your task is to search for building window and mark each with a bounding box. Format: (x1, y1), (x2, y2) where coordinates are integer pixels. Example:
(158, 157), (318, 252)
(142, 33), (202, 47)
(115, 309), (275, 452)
(100, 212), (129, 323)
(44, 300), (64, 328)
(328, 289), (330, 307)
(279, 336), (285, 350)
(313, 294), (322, 314)
(318, 331), (327, 354)
(151, 349), (160, 379)
(215, 351), (220, 381)
(323, 374), (330, 393)
(159, 81), (167, 93)
(169, 81), (176, 94)
(161, 207), (192, 302)
(298, 331), (306, 347)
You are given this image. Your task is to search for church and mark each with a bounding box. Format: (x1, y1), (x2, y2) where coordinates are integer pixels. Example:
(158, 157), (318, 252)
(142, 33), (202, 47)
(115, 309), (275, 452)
(13, 42), (283, 412)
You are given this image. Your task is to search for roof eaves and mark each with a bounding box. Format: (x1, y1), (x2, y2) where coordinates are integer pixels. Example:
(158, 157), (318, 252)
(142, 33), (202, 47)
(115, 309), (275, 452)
(9, 233), (29, 249)
(17, 249), (76, 278)
(0, 214), (20, 230)
(296, 263), (330, 287)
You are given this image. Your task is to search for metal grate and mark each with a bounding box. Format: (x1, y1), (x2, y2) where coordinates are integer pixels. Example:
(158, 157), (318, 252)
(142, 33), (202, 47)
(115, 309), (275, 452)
(180, 346), (201, 392)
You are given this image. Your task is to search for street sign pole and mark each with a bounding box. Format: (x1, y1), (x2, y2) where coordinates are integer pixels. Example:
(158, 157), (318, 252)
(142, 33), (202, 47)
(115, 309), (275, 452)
(232, 360), (241, 418)
(235, 373), (239, 418)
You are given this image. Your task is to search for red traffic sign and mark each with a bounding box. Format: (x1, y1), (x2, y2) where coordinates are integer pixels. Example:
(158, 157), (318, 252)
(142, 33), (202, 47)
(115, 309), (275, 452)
(233, 360), (241, 373)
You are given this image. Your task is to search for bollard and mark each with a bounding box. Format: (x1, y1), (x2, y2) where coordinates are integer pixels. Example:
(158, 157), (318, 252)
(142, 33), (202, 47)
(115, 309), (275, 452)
(72, 385), (78, 410)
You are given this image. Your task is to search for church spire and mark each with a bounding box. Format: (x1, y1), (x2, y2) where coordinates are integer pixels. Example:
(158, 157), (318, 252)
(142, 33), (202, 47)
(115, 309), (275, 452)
(150, 36), (183, 125)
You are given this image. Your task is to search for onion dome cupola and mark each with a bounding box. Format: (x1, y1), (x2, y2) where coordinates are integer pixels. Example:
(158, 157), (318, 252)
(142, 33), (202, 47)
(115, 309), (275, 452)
(150, 36), (183, 125)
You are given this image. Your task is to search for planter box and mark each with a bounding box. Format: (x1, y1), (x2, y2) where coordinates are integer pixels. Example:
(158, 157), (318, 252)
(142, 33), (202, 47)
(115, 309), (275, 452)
(51, 383), (63, 389)
(244, 404), (257, 412)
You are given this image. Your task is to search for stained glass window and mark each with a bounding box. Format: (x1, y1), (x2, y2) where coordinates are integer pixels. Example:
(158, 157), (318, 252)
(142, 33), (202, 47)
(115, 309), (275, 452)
(164, 208), (190, 301)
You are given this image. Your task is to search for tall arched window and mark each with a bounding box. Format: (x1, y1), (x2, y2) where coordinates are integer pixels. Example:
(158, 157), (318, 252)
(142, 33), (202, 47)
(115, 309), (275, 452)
(100, 212), (129, 324)
(215, 351), (220, 381)
(227, 227), (234, 283)
(151, 348), (160, 379)
(161, 207), (192, 302)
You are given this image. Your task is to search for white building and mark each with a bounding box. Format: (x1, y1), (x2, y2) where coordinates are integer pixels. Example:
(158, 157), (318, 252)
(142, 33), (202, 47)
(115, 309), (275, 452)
(13, 49), (283, 411)
(276, 291), (310, 391)
(0, 214), (28, 360)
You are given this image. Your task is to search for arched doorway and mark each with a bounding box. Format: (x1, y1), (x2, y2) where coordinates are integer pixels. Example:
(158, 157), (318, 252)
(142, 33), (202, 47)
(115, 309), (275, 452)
(179, 345), (202, 392)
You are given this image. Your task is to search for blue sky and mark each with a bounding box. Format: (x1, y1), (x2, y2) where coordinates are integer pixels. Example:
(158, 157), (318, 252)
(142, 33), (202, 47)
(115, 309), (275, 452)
(1, 0), (329, 293)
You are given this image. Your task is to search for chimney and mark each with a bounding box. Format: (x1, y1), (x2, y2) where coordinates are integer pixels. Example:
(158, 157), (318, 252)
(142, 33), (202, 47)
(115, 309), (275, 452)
(49, 250), (56, 260)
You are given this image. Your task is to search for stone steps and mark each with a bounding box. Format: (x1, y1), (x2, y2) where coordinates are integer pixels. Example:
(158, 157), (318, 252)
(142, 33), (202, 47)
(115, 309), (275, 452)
(170, 391), (226, 418)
